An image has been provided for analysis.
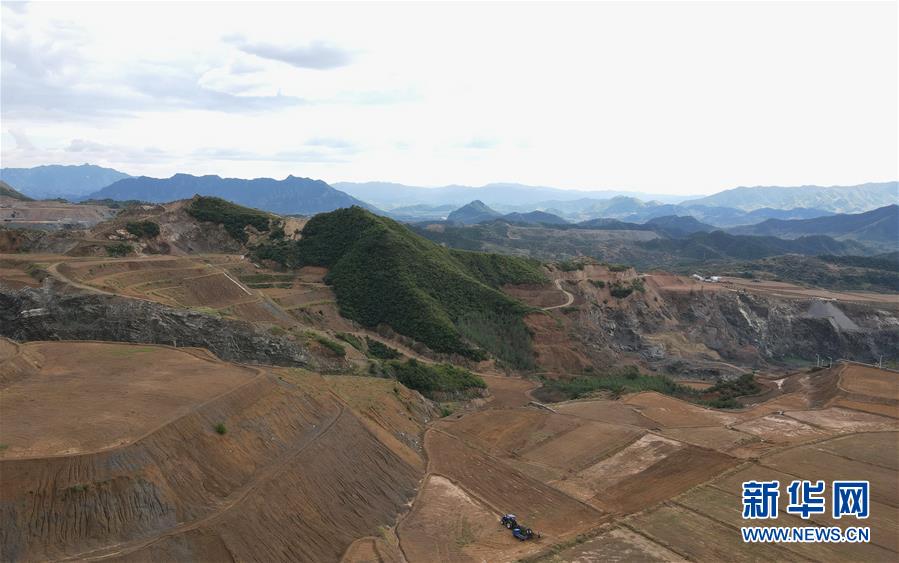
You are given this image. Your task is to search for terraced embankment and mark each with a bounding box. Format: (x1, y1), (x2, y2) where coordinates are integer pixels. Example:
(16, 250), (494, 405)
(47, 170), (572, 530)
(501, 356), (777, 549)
(0, 341), (422, 562)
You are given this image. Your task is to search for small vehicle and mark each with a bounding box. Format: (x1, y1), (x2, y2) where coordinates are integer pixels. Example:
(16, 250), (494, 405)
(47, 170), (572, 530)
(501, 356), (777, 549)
(500, 514), (517, 529)
(512, 527), (536, 541)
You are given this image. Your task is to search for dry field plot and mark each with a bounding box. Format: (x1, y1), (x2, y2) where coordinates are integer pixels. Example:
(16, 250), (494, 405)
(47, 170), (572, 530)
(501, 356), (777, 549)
(0, 341), (257, 458)
(479, 373), (538, 408)
(785, 406), (898, 432)
(631, 504), (795, 562)
(553, 433), (737, 513)
(425, 430), (606, 539)
(732, 413), (828, 444)
(440, 408), (580, 457)
(671, 485), (899, 561)
(840, 364), (899, 401)
(553, 398), (658, 428)
(624, 392), (740, 427)
(551, 526), (687, 562)
(398, 475), (525, 563)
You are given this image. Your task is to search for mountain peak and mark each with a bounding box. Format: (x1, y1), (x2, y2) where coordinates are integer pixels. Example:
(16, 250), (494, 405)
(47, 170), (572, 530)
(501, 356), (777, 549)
(447, 200), (501, 224)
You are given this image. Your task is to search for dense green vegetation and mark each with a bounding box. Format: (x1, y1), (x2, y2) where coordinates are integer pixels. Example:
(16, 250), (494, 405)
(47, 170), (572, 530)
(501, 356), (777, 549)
(589, 279), (606, 288)
(607, 263), (630, 272)
(382, 358), (486, 400)
(125, 220), (160, 239)
(105, 243), (132, 257)
(366, 337), (401, 359)
(252, 207), (546, 365)
(701, 373), (761, 408)
(456, 311), (536, 369)
(186, 196), (273, 243)
(535, 366), (697, 402)
(534, 367), (761, 409)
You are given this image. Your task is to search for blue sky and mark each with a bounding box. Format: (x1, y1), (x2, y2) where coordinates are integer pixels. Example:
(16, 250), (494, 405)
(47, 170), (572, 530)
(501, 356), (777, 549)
(1, 1), (896, 194)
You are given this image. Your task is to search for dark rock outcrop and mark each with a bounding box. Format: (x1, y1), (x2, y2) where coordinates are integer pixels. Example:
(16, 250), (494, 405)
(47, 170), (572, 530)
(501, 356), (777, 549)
(0, 286), (312, 368)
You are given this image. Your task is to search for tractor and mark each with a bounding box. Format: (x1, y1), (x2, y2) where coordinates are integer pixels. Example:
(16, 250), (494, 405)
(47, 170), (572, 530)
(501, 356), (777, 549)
(500, 514), (539, 541)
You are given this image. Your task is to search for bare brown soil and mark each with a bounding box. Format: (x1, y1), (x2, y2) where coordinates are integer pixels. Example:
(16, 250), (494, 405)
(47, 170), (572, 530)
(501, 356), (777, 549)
(840, 364), (899, 401)
(0, 341), (422, 563)
(0, 342), (257, 459)
(0, 198), (116, 228)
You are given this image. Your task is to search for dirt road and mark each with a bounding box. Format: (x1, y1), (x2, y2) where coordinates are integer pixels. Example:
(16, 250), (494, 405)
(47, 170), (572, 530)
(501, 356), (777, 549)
(542, 279), (574, 310)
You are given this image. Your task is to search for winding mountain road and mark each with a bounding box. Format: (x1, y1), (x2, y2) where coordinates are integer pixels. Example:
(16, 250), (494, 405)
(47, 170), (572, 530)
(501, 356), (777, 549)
(542, 279), (574, 310)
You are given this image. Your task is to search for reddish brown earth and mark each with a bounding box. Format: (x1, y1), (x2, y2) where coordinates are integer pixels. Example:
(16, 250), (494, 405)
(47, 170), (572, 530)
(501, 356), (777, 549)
(0, 341), (422, 563)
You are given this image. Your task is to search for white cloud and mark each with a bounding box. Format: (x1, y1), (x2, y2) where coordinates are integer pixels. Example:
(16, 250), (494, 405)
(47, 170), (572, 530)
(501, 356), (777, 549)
(226, 35), (354, 70)
(1, 1), (896, 194)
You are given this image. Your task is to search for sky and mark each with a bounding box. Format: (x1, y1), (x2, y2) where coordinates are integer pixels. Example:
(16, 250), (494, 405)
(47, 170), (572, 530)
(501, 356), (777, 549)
(1, 1), (897, 195)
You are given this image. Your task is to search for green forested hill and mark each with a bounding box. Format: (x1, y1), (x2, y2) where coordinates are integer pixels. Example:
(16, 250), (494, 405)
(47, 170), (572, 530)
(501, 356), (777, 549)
(253, 206), (546, 367)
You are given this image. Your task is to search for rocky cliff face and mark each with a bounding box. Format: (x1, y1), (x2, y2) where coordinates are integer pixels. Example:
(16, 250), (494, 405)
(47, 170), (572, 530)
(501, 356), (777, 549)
(0, 286), (313, 368)
(558, 281), (899, 375)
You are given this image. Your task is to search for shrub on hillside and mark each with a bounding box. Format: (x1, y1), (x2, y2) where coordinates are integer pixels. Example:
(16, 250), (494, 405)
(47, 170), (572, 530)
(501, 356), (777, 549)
(125, 220), (160, 239)
(106, 243), (132, 257)
(366, 337), (401, 359)
(186, 196), (272, 243)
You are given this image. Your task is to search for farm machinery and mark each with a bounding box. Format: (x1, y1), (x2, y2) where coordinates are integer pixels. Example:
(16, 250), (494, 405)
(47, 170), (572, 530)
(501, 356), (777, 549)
(500, 514), (539, 541)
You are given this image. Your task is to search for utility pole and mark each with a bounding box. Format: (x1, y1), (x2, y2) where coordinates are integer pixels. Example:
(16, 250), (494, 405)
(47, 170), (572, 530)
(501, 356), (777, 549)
(815, 353), (820, 368)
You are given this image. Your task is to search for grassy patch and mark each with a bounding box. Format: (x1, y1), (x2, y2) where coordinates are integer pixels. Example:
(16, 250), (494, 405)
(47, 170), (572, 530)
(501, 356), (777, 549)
(607, 263), (630, 272)
(588, 279), (606, 288)
(535, 366), (698, 402)
(312, 334), (345, 356)
(335, 332), (364, 351)
(214, 423), (227, 435)
(383, 358), (486, 400)
(366, 337), (401, 359)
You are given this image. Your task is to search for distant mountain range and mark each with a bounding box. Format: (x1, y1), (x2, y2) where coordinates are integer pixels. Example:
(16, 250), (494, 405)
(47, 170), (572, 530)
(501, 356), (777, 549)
(2, 164), (895, 227)
(86, 174), (373, 215)
(683, 182), (897, 213)
(729, 204), (898, 252)
(333, 181), (691, 209)
(0, 164), (131, 199)
(446, 200), (569, 226)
